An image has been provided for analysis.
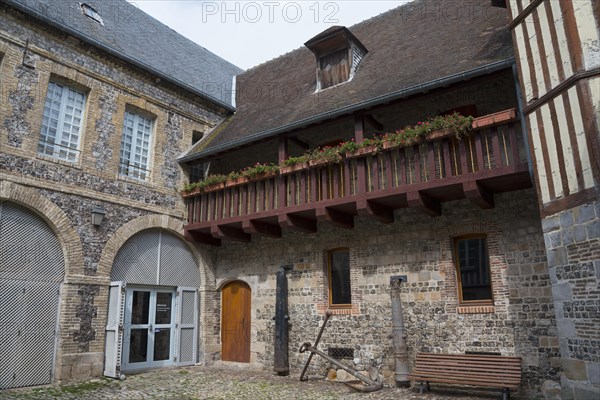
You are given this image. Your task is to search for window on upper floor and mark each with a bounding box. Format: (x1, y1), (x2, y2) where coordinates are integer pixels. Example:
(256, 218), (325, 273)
(38, 81), (87, 162)
(328, 248), (351, 306)
(119, 110), (154, 181)
(305, 26), (367, 92)
(454, 235), (493, 304)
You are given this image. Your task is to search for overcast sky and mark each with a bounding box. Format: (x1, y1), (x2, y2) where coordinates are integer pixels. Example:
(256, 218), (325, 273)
(128, 1), (410, 70)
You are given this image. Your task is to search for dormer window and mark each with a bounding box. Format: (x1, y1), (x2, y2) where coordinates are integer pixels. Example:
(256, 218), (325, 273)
(80, 3), (104, 25)
(305, 26), (367, 91)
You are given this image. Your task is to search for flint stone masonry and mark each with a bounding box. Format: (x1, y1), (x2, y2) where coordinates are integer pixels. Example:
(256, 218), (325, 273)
(211, 190), (557, 394)
(91, 86), (118, 171)
(3, 64), (39, 147)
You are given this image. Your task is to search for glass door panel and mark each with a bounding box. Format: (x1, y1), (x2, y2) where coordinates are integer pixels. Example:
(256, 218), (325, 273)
(123, 288), (176, 371)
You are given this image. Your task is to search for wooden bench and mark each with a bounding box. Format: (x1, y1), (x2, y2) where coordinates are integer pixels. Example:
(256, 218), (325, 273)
(408, 352), (522, 400)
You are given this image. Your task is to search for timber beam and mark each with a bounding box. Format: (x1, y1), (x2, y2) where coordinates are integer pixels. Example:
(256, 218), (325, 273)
(185, 230), (221, 246)
(407, 191), (441, 217)
(316, 207), (354, 229)
(357, 199), (394, 223)
(242, 219), (282, 238)
(463, 180), (495, 209)
(279, 213), (317, 233)
(210, 225), (251, 243)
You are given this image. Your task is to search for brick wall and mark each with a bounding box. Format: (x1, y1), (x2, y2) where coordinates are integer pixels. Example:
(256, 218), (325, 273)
(208, 189), (557, 395)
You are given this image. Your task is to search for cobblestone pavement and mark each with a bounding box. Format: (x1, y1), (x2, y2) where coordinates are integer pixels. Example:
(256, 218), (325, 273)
(2, 366), (501, 400)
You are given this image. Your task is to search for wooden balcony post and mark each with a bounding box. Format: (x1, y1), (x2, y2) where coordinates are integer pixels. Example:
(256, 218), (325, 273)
(278, 135), (288, 210)
(354, 114), (367, 193)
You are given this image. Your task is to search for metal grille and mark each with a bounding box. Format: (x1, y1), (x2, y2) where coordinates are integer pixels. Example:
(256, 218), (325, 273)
(180, 290), (196, 325)
(0, 202), (64, 389)
(159, 232), (200, 287)
(328, 347), (354, 359)
(111, 230), (200, 287)
(111, 230), (159, 284)
(178, 329), (195, 363)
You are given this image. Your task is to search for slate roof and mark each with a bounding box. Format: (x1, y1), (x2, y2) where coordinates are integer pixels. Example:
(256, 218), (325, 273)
(184, 0), (514, 160)
(5, 0), (242, 109)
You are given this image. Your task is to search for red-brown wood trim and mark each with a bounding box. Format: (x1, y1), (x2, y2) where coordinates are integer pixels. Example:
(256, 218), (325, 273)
(547, 99), (570, 196)
(463, 180), (495, 209)
(559, 0), (584, 73)
(561, 91), (585, 191)
(278, 213), (317, 233)
(508, 0), (545, 29)
(490, 127), (502, 168)
(543, 0), (566, 83)
(185, 230), (221, 246)
(242, 219), (282, 238)
(407, 191), (441, 217)
(535, 107), (556, 200)
(523, 68), (600, 114)
(575, 80), (600, 183)
(316, 207), (354, 229)
(541, 187), (599, 218)
(356, 198), (394, 224)
(211, 224), (251, 242)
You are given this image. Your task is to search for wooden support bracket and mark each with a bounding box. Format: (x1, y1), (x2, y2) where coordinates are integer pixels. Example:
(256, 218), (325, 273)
(242, 219), (282, 238)
(357, 199), (394, 223)
(407, 191), (441, 217)
(316, 207), (354, 229)
(463, 180), (495, 209)
(185, 230), (221, 246)
(278, 213), (317, 233)
(210, 225), (251, 242)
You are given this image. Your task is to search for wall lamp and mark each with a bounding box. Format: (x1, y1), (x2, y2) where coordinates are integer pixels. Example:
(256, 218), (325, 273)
(91, 206), (107, 226)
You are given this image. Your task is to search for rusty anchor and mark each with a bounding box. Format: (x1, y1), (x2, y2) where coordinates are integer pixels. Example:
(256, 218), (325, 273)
(298, 310), (383, 392)
(299, 342), (383, 392)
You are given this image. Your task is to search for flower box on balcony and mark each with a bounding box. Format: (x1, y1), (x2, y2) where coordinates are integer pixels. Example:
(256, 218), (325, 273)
(344, 144), (378, 159)
(204, 182), (225, 192)
(181, 187), (201, 197)
(225, 176), (250, 187)
(247, 170), (278, 181)
(280, 162), (309, 175)
(425, 127), (455, 141)
(472, 108), (516, 129)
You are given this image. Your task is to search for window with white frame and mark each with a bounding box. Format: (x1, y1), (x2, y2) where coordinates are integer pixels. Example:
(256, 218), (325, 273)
(119, 110), (154, 180)
(38, 82), (86, 162)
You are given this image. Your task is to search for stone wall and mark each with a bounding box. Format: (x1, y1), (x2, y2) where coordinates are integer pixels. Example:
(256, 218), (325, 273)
(542, 201), (600, 399)
(0, 6), (227, 383)
(210, 189), (557, 395)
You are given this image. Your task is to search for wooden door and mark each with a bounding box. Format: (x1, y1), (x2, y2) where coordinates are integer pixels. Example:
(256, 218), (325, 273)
(221, 281), (251, 362)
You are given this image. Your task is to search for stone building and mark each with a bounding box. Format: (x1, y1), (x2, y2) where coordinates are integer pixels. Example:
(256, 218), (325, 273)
(179, 0), (598, 398)
(0, 0), (240, 389)
(1, 0), (598, 399)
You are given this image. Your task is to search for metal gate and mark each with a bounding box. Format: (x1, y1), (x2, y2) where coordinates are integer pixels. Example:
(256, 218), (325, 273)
(105, 229), (200, 377)
(0, 201), (64, 389)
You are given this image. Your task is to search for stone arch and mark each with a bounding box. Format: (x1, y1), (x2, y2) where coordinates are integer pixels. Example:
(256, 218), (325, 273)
(0, 180), (84, 276)
(216, 277), (251, 291)
(97, 214), (211, 288)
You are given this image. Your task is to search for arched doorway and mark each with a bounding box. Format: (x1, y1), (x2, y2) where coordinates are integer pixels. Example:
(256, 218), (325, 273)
(0, 201), (64, 389)
(221, 281), (251, 363)
(104, 229), (200, 376)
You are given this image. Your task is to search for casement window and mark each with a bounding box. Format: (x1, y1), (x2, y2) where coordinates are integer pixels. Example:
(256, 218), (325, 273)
(454, 235), (493, 304)
(119, 110), (154, 180)
(328, 248), (351, 306)
(38, 82), (86, 162)
(189, 164), (204, 183)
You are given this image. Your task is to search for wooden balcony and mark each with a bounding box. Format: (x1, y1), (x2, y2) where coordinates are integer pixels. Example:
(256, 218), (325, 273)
(184, 111), (531, 245)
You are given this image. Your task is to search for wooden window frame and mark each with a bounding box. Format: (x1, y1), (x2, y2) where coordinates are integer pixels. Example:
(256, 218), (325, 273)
(453, 234), (494, 306)
(119, 108), (155, 181)
(327, 247), (352, 308)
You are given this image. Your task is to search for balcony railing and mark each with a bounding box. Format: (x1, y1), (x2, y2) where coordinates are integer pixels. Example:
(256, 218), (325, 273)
(184, 110), (531, 245)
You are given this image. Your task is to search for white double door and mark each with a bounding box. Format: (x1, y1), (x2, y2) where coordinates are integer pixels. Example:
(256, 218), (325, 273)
(122, 287), (176, 371)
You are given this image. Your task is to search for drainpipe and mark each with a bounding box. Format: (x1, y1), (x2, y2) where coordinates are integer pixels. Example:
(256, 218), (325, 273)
(390, 275), (409, 386)
(273, 265), (293, 375)
(512, 62), (534, 179)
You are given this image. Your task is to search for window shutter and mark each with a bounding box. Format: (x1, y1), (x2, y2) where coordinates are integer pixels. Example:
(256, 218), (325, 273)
(104, 282), (126, 378)
(175, 287), (198, 366)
